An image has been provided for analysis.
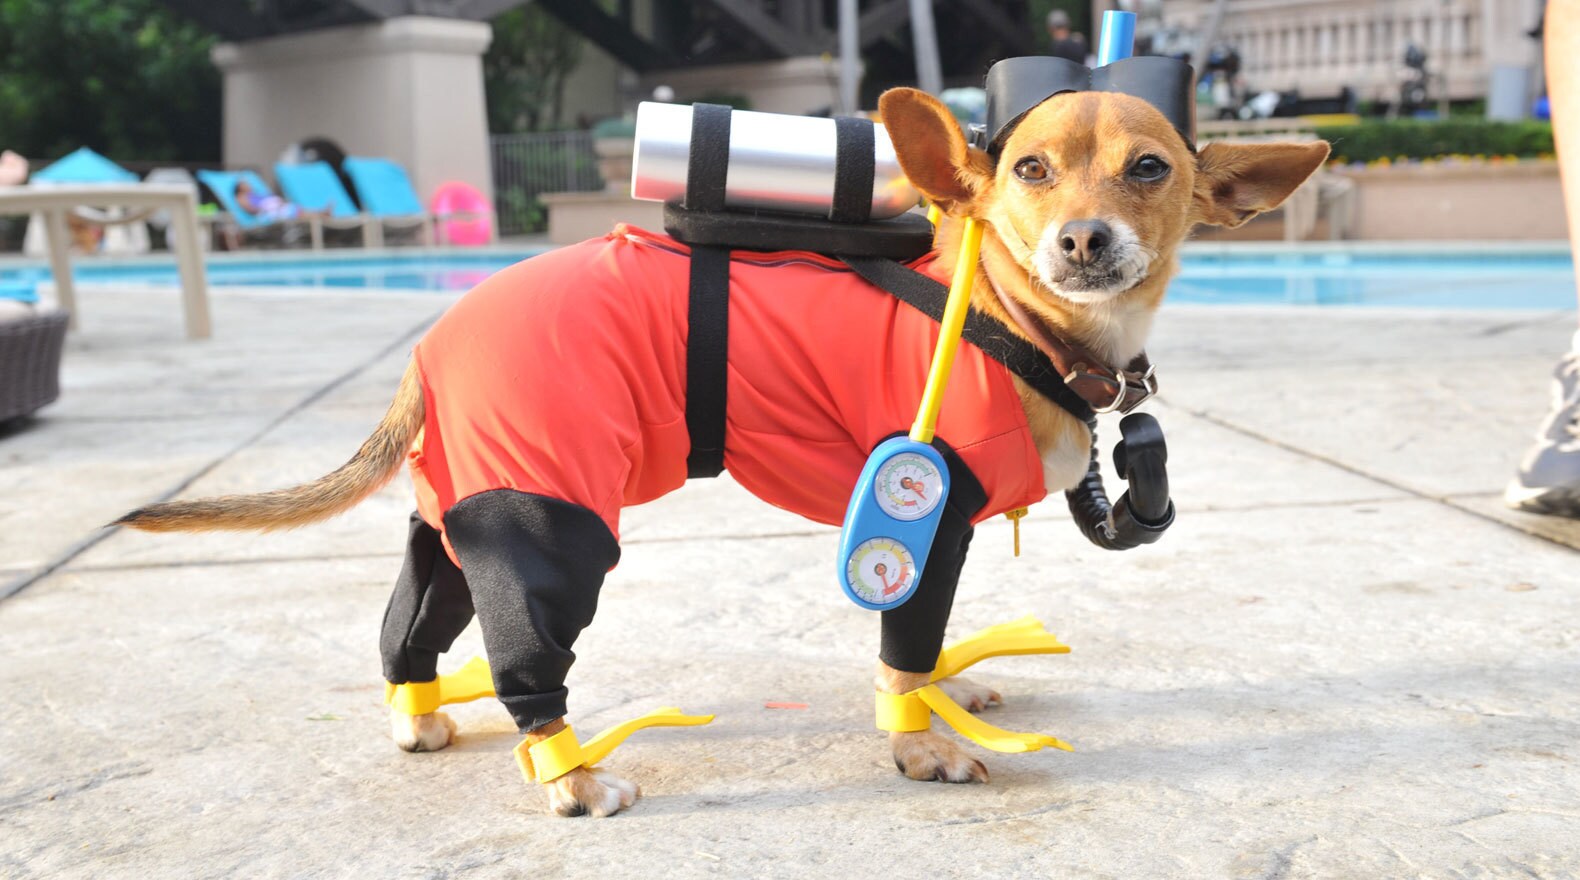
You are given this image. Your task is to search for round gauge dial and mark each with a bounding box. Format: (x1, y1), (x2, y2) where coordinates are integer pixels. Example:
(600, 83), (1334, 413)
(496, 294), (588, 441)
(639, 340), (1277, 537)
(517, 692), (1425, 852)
(844, 537), (918, 606)
(873, 452), (942, 522)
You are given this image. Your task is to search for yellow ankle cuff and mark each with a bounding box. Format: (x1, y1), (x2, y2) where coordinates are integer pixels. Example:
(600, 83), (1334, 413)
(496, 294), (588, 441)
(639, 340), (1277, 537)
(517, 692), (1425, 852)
(385, 679), (441, 716)
(516, 726), (586, 783)
(875, 690), (931, 732)
(384, 656), (497, 716)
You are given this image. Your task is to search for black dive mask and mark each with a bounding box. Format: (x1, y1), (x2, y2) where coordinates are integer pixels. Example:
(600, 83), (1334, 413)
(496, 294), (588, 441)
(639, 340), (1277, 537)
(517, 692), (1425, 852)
(979, 55), (1197, 156)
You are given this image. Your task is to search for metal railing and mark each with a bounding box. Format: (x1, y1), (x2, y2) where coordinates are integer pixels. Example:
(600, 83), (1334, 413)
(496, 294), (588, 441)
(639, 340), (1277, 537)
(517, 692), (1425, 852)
(491, 130), (604, 236)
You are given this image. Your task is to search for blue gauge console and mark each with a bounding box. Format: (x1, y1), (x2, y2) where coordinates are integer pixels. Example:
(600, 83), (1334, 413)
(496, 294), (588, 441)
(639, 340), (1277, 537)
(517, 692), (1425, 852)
(836, 437), (951, 610)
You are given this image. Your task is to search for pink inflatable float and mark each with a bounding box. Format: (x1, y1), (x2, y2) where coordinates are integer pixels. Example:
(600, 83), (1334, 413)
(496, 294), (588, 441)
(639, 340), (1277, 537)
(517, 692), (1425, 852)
(430, 181), (495, 246)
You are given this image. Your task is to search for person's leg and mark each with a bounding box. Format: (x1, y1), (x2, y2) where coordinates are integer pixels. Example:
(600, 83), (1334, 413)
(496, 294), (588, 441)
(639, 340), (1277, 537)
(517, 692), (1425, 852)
(1507, 0), (1580, 517)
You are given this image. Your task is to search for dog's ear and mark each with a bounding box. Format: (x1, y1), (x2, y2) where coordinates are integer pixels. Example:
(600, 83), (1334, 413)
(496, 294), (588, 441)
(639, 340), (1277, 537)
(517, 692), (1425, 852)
(1191, 141), (1331, 228)
(878, 87), (993, 214)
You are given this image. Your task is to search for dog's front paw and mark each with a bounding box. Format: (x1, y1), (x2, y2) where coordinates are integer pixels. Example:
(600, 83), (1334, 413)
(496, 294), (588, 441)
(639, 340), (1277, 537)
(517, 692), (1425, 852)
(935, 675), (1002, 713)
(891, 730), (988, 783)
(389, 709), (456, 752)
(546, 766), (640, 818)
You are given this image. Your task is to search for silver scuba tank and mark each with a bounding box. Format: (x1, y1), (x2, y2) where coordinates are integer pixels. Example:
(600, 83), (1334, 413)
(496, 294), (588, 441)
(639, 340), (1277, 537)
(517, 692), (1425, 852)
(630, 101), (919, 220)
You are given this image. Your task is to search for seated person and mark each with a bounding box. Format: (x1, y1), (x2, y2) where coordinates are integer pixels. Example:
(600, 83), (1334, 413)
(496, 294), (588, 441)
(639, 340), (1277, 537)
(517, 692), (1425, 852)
(234, 178), (312, 222)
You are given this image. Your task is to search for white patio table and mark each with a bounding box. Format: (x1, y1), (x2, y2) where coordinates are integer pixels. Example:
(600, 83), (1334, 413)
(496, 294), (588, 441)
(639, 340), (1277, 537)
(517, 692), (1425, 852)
(0, 183), (211, 339)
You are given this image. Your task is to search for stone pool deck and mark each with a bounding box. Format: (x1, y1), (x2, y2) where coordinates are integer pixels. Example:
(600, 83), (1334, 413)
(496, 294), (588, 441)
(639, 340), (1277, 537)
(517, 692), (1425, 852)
(2, 282), (1578, 878)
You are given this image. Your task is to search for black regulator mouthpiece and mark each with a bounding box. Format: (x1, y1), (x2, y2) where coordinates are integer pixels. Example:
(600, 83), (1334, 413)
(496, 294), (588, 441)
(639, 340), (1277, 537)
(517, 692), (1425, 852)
(1066, 413), (1175, 551)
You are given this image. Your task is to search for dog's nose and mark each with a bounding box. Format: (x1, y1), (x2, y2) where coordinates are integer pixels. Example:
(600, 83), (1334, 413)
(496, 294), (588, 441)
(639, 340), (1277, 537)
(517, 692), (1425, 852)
(1059, 220), (1112, 268)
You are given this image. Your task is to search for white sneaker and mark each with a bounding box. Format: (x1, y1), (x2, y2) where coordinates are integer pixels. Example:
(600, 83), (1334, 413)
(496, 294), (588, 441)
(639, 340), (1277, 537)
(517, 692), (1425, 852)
(1505, 351), (1580, 518)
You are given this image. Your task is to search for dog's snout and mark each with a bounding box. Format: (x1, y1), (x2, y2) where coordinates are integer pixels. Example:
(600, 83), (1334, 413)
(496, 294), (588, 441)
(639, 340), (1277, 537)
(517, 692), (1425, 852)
(1058, 220), (1112, 268)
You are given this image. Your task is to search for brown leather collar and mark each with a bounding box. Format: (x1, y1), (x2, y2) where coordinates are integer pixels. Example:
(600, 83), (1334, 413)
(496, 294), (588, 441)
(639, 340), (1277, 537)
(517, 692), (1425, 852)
(985, 271), (1159, 414)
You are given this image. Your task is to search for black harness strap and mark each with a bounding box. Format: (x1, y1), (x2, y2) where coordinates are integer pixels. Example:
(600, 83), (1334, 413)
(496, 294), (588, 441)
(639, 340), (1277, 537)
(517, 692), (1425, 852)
(684, 103), (734, 478)
(830, 116), (875, 224)
(839, 255), (1097, 424)
(686, 246), (730, 478)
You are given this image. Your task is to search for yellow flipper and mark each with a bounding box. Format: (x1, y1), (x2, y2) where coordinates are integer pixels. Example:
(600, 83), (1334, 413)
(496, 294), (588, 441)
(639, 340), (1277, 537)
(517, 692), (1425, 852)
(435, 655), (497, 704)
(916, 685), (1072, 753)
(931, 615), (1070, 682)
(514, 707), (715, 784)
(876, 686), (1072, 753)
(876, 616), (1075, 752)
(383, 655), (497, 716)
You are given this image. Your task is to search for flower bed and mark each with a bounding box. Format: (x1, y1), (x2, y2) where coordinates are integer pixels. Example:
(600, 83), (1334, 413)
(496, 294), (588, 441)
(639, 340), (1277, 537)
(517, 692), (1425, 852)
(1316, 119), (1554, 166)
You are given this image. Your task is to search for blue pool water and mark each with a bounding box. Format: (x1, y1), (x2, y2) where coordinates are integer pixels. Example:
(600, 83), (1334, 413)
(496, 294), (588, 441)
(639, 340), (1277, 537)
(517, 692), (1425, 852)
(2, 246), (1576, 310)
(1170, 248), (1577, 309)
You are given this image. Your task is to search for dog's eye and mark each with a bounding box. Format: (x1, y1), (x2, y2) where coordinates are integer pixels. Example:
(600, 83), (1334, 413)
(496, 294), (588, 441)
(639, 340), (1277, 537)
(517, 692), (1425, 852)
(1013, 158), (1050, 182)
(1128, 156), (1170, 182)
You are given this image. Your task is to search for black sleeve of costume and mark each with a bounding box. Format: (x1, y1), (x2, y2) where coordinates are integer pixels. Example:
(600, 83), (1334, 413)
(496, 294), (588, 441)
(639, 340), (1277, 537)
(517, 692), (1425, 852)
(878, 442), (989, 673)
(442, 490), (621, 733)
(381, 512), (475, 685)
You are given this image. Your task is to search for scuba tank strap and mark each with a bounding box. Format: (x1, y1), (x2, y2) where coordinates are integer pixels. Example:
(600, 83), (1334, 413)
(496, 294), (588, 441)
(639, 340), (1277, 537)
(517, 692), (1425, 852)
(683, 103), (733, 479)
(838, 256), (1096, 425)
(830, 116), (876, 223)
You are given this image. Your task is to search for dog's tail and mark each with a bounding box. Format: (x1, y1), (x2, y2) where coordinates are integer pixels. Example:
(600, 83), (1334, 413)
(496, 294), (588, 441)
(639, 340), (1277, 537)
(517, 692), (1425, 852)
(114, 362), (425, 533)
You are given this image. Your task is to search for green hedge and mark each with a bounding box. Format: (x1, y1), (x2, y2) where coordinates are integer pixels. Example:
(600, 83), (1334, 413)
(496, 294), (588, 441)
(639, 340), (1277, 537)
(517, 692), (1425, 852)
(1315, 119), (1554, 164)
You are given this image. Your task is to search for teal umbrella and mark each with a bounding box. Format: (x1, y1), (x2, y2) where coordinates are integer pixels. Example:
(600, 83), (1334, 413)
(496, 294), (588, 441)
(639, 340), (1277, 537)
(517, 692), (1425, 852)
(33, 147), (138, 184)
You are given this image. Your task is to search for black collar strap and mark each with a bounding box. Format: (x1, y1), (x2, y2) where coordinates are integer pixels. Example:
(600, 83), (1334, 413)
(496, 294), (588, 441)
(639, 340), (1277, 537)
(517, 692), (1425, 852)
(983, 55), (1197, 155)
(839, 255), (1096, 424)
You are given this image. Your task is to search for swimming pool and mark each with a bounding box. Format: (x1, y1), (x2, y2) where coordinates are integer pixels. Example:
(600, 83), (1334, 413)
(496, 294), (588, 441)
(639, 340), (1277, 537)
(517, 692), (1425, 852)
(1171, 245), (1577, 309)
(1, 243), (1575, 310)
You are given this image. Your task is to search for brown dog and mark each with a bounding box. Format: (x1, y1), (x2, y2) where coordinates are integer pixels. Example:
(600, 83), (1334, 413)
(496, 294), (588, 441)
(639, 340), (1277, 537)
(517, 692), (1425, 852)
(116, 87), (1328, 817)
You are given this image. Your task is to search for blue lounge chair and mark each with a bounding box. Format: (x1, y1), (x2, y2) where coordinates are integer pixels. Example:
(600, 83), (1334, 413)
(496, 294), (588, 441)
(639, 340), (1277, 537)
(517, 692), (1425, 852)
(274, 161), (376, 246)
(341, 157), (433, 246)
(196, 169), (316, 249)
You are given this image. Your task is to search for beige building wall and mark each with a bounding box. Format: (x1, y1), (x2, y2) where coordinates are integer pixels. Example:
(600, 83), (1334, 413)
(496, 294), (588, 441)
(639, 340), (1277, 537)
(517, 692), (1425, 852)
(1096, 0), (1543, 102)
(213, 16), (494, 204)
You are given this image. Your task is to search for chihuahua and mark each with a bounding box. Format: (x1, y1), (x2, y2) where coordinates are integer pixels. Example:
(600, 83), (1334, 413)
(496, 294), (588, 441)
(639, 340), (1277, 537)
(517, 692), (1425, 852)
(116, 86), (1328, 817)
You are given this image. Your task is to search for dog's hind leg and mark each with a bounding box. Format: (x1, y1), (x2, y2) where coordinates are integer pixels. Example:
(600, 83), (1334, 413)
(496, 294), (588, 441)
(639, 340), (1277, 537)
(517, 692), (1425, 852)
(442, 489), (639, 817)
(382, 512), (475, 752)
(875, 461), (989, 784)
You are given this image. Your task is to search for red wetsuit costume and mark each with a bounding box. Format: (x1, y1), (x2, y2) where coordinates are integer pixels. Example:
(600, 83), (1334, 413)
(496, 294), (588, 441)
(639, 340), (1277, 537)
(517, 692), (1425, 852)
(410, 225), (1045, 544)
(382, 225), (1049, 732)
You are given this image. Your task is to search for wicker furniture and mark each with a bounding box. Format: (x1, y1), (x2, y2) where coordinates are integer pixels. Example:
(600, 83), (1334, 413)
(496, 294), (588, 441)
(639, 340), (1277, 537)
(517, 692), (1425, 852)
(0, 309), (68, 423)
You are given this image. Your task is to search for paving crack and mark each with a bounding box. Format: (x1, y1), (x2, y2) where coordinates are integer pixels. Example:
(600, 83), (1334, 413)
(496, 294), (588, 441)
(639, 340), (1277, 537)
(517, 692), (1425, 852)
(67, 551), (407, 575)
(1177, 405), (1580, 552)
(0, 761), (154, 814)
(0, 311), (443, 603)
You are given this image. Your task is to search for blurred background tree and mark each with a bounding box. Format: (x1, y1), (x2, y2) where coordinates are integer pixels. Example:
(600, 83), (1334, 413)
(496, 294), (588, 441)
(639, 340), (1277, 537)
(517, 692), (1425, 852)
(484, 4), (584, 133)
(0, 0), (221, 162)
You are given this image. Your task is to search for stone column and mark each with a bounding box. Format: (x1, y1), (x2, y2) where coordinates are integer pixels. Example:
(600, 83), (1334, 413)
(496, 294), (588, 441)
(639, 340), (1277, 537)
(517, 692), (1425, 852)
(212, 15), (494, 206)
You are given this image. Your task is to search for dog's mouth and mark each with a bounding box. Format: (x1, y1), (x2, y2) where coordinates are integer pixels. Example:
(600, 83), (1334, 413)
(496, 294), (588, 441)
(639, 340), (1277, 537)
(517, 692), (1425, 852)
(1030, 220), (1155, 304)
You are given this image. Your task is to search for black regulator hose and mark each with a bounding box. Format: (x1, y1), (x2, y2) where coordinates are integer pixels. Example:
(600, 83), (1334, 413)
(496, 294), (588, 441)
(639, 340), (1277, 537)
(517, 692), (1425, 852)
(1064, 412), (1176, 550)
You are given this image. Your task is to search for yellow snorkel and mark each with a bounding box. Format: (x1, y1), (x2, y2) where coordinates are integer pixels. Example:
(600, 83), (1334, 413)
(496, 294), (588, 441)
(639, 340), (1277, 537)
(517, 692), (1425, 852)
(909, 216), (983, 445)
